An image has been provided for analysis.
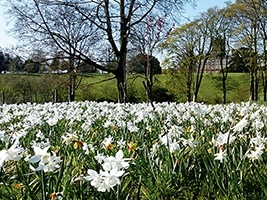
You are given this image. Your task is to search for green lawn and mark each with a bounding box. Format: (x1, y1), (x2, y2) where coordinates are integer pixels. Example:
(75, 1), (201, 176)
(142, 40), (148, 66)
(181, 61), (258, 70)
(0, 72), (256, 104)
(198, 73), (250, 104)
(76, 72), (252, 104)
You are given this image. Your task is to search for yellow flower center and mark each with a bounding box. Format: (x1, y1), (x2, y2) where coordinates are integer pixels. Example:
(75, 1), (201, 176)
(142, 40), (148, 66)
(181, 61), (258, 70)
(128, 142), (138, 152)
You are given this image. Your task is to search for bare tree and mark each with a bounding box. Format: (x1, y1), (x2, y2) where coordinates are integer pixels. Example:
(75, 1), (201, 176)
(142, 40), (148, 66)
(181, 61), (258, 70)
(7, 0), (194, 103)
(130, 14), (173, 105)
(7, 1), (100, 101)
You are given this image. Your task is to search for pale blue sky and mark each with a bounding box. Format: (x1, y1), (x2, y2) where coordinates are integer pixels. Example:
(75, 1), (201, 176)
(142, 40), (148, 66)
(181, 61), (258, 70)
(0, 0), (232, 49)
(184, 0), (232, 20)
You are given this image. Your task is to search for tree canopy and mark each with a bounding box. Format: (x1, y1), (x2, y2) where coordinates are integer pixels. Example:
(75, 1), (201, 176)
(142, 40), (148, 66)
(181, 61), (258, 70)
(7, 0), (194, 102)
(128, 54), (161, 74)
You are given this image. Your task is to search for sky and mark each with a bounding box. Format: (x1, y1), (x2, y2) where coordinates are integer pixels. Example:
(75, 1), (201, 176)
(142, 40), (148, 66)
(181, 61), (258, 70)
(0, 0), (232, 49)
(183, 0), (232, 20)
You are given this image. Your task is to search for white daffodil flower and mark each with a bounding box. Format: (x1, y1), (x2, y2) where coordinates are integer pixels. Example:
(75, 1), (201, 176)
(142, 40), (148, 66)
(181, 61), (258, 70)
(213, 132), (236, 147)
(0, 150), (7, 168)
(94, 152), (105, 164)
(117, 138), (126, 149)
(214, 149), (227, 163)
(29, 145), (61, 172)
(102, 150), (129, 171)
(232, 116), (248, 132)
(61, 132), (79, 144)
(29, 146), (50, 164)
(0, 141), (24, 169)
(246, 145), (265, 162)
(102, 136), (115, 150)
(84, 150), (130, 192)
(84, 169), (104, 191)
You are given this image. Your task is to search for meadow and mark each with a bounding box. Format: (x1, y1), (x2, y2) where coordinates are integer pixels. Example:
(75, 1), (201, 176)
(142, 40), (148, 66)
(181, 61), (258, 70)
(1, 100), (267, 199)
(0, 72), (251, 104)
(77, 72), (251, 104)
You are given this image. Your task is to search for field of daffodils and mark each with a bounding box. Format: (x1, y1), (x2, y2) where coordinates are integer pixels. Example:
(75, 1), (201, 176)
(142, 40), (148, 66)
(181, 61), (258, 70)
(0, 101), (267, 199)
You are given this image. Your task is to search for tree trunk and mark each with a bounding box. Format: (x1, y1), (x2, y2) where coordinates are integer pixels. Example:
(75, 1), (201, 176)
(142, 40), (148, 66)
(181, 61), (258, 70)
(193, 58), (207, 102)
(143, 54), (154, 106)
(115, 73), (126, 103)
(263, 37), (267, 101)
(250, 72), (255, 101)
(186, 65), (193, 102)
(69, 53), (76, 102)
(69, 70), (76, 102)
(222, 75), (227, 104)
(255, 72), (259, 101)
(115, 55), (127, 103)
(264, 78), (267, 101)
(193, 88), (199, 102)
(115, 0), (128, 103)
(221, 55), (228, 104)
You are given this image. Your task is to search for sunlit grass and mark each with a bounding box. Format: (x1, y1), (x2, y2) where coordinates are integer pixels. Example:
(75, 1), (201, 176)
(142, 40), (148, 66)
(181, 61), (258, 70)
(0, 72), (253, 104)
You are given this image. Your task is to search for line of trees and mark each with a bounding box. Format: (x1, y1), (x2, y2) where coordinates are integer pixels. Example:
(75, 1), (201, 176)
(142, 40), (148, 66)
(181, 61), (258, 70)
(4, 0), (267, 104)
(0, 48), (162, 75)
(163, 0), (267, 103)
(0, 46), (163, 102)
(5, 0), (193, 103)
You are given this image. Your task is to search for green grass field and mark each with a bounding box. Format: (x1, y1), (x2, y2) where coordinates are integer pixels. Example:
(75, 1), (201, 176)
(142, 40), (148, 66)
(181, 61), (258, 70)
(0, 72), (253, 104)
(76, 72), (251, 104)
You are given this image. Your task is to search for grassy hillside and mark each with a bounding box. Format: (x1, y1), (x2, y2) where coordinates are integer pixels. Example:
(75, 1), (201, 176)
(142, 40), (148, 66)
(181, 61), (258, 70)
(77, 72), (252, 104)
(0, 72), (254, 104)
(198, 73), (250, 104)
